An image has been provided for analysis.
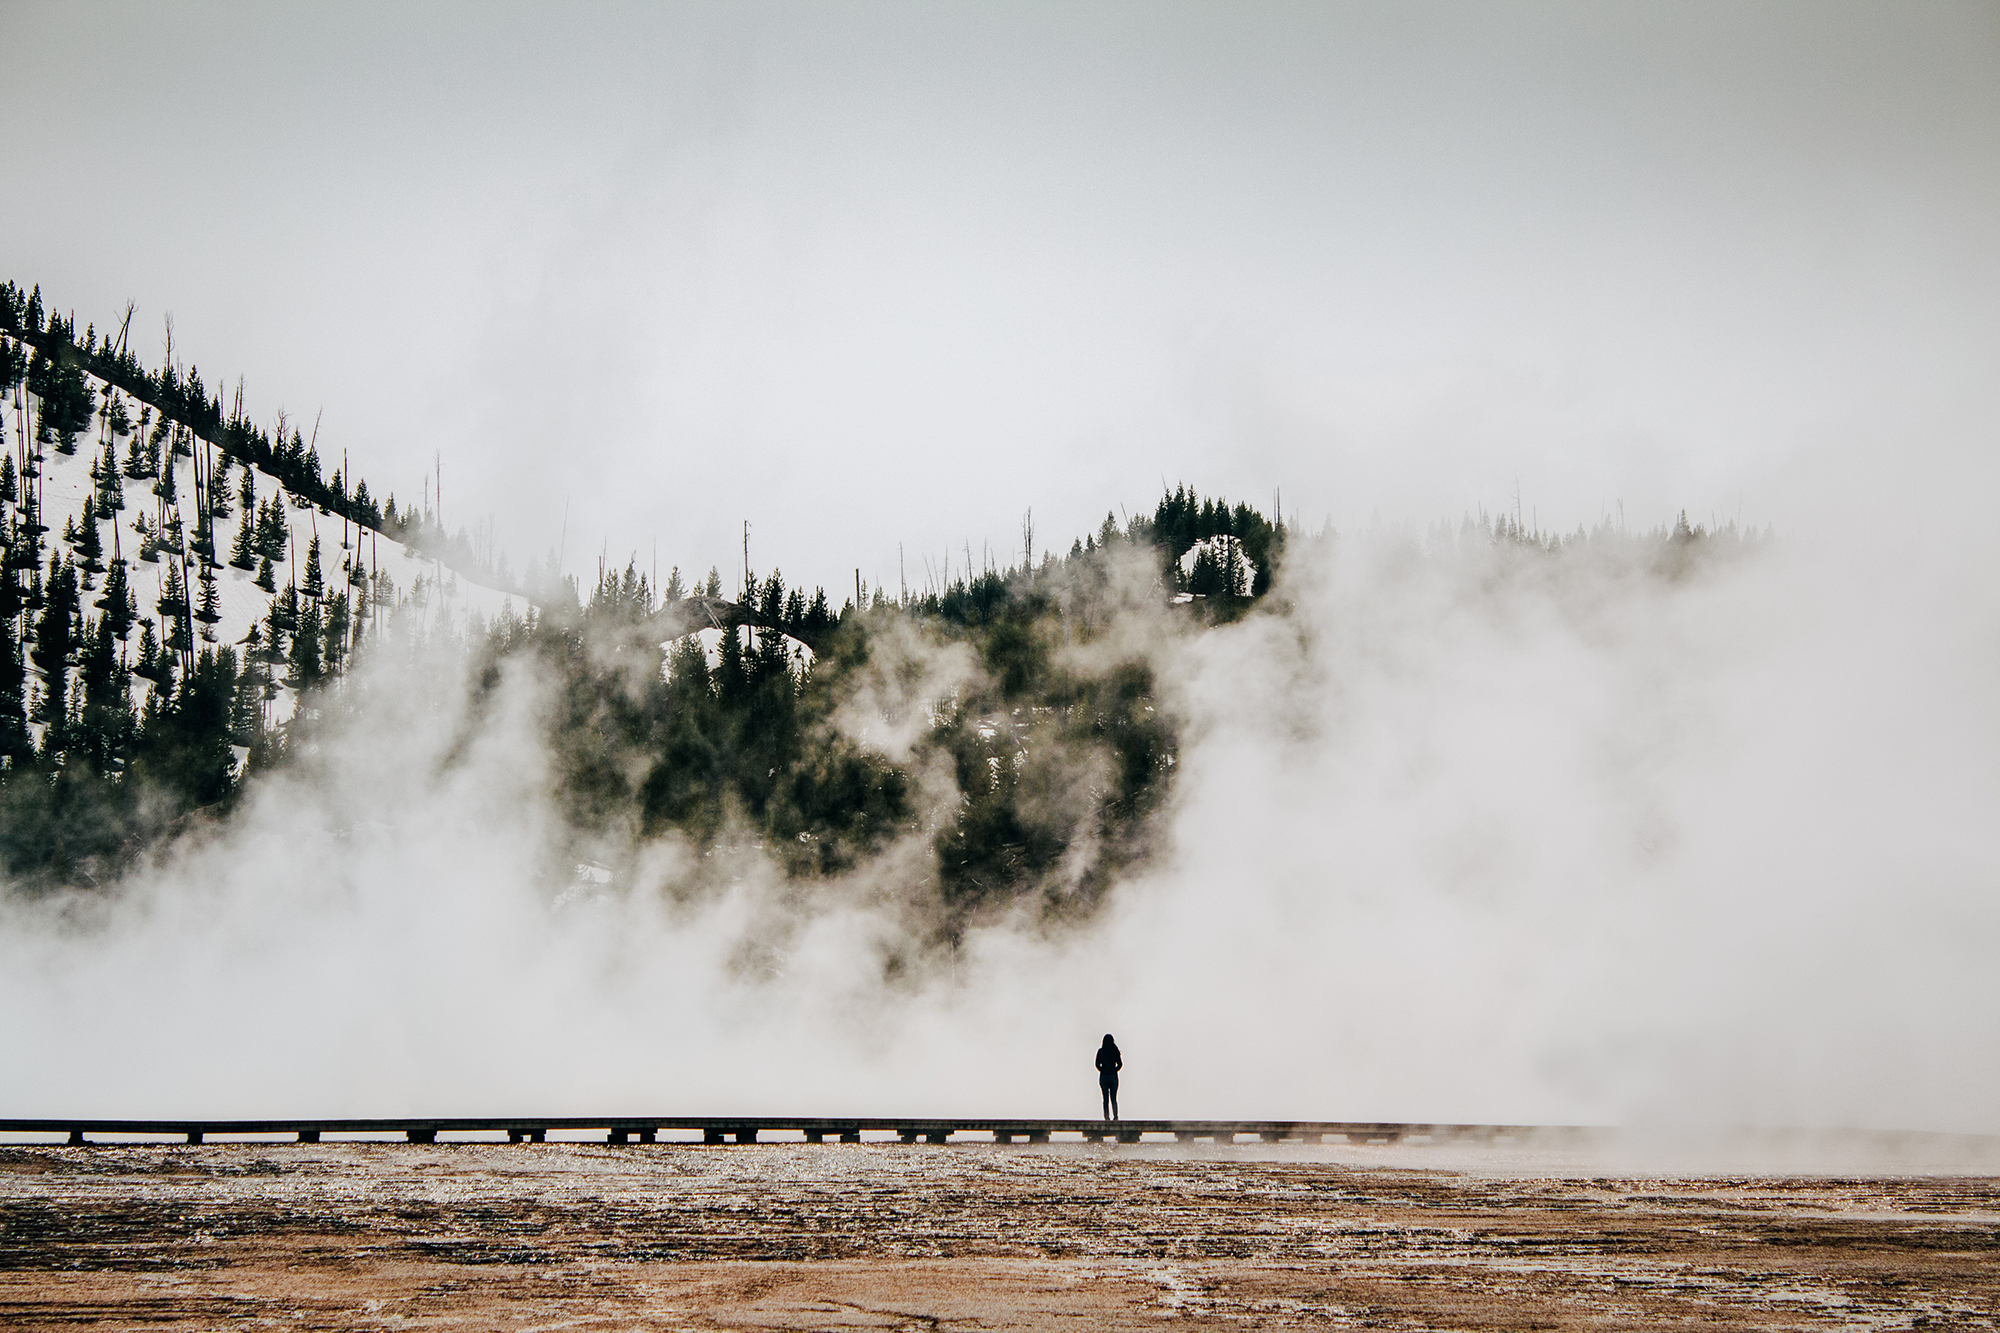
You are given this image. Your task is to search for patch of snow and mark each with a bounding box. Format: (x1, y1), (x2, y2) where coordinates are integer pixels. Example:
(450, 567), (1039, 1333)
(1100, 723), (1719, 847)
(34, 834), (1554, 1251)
(1177, 534), (1255, 592)
(663, 624), (816, 679)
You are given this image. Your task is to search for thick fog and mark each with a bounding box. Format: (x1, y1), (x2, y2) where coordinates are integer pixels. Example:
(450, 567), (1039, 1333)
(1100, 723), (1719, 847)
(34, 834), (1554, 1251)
(4, 496), (1995, 1132)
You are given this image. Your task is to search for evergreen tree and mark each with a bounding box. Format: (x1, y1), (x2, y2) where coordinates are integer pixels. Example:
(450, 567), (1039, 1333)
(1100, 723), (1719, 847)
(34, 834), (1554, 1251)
(260, 599), (287, 663)
(0, 610), (31, 759)
(121, 409), (152, 478)
(96, 437), (123, 514)
(256, 498), (287, 562)
(95, 558), (135, 640)
(30, 555), (77, 747)
(229, 653), (263, 745)
(74, 510), (103, 573)
(154, 453), (177, 503)
(195, 567), (221, 625)
(237, 462), (255, 514)
(157, 560), (187, 618)
(254, 555), (275, 592)
(289, 598), (322, 687)
(228, 505), (257, 568)
(321, 592), (349, 675)
(134, 619), (160, 681)
(716, 622), (747, 706)
(302, 534), (323, 599)
(274, 583), (299, 635)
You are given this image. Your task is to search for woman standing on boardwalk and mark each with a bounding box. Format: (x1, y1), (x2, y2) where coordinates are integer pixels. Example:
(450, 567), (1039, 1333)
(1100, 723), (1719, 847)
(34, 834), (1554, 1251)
(1095, 1034), (1123, 1121)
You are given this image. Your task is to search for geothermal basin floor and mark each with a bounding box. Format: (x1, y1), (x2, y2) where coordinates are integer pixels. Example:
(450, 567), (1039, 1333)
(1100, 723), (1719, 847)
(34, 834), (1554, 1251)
(2, 1138), (1997, 1330)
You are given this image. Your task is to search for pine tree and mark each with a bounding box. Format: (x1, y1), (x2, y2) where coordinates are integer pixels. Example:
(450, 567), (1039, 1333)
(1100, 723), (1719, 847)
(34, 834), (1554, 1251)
(717, 621), (747, 706)
(157, 561), (187, 618)
(237, 463), (255, 514)
(321, 593), (349, 675)
(125, 418), (155, 478)
(194, 567), (221, 625)
(302, 534), (323, 599)
(74, 511), (103, 573)
(229, 653), (263, 745)
(254, 555), (275, 592)
(260, 600), (286, 663)
(257, 498), (287, 562)
(228, 506), (257, 568)
(154, 454), (177, 503)
(289, 598), (322, 687)
(30, 556), (77, 746)
(95, 558), (135, 640)
(0, 610), (31, 759)
(134, 619), (159, 681)
(96, 437), (123, 514)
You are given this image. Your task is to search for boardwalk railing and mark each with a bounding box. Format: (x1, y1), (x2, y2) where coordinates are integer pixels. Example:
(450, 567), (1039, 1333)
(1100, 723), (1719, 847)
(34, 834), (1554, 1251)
(0, 1117), (1585, 1146)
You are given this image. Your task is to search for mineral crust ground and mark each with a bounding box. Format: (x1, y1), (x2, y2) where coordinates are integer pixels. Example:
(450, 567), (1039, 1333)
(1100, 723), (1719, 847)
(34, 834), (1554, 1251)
(3, 1138), (1997, 1329)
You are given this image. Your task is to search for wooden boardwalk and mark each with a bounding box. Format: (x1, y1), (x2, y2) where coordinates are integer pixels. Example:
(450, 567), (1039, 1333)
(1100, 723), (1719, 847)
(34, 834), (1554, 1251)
(0, 1116), (1584, 1146)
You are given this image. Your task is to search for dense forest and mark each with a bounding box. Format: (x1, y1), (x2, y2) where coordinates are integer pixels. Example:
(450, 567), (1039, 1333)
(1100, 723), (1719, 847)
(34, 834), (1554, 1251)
(0, 280), (1761, 927)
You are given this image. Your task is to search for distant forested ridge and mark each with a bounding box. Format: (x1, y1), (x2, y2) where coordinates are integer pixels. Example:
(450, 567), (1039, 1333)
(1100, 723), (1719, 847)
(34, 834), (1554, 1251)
(0, 280), (1762, 925)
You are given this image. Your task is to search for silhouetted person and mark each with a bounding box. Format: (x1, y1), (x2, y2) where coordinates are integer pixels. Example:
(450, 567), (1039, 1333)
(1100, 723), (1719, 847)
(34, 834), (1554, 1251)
(1096, 1034), (1123, 1121)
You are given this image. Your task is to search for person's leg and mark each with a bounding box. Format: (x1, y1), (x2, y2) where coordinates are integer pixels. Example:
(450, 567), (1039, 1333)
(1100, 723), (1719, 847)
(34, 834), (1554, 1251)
(1101, 1083), (1111, 1120)
(1110, 1080), (1119, 1121)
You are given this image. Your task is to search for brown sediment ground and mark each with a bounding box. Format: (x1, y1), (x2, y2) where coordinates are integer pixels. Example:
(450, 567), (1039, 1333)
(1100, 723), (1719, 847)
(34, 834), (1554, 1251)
(1, 1138), (1996, 1330)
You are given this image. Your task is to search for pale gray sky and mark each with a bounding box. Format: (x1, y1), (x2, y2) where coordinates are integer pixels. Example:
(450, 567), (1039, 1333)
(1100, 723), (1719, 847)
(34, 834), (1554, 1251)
(6, 1), (1997, 596)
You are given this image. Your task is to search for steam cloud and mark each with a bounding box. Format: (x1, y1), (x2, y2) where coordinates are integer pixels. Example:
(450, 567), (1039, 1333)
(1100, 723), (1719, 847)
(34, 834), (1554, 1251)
(3, 507), (1997, 1137)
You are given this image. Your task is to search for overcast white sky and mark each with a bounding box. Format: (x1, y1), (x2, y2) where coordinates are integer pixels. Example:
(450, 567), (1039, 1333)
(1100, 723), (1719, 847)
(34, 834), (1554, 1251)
(5, 1), (1997, 598)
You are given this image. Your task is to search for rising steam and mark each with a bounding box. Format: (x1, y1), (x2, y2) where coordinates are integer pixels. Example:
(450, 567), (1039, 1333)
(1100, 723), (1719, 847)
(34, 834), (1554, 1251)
(2, 511), (1997, 1137)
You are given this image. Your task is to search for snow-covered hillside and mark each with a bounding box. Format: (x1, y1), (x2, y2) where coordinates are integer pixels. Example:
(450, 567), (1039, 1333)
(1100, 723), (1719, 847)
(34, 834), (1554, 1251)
(7, 369), (522, 732)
